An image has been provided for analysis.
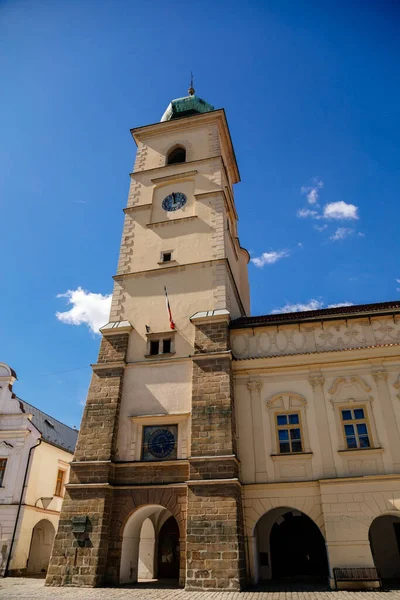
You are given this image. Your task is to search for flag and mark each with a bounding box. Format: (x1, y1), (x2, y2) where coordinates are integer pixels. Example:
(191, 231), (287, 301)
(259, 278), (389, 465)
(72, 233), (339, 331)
(164, 286), (175, 330)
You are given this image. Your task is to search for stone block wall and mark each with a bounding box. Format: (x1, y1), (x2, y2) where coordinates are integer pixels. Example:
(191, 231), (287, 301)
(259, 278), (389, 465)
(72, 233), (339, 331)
(194, 320), (230, 354)
(74, 367), (124, 463)
(46, 487), (113, 587)
(191, 356), (236, 459)
(47, 332), (129, 586)
(186, 483), (245, 590)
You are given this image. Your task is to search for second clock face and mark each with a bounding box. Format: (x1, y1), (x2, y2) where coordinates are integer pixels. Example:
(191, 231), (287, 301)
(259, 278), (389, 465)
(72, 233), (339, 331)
(162, 192), (187, 212)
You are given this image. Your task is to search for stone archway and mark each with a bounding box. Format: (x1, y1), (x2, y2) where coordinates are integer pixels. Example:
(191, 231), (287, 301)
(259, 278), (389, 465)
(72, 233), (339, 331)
(255, 507), (329, 583)
(27, 519), (56, 575)
(369, 513), (400, 582)
(119, 504), (181, 585)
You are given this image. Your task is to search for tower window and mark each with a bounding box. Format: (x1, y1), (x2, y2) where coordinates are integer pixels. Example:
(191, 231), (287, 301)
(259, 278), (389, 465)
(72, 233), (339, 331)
(150, 340), (159, 355)
(162, 252), (172, 263)
(162, 338), (171, 353)
(167, 146), (186, 165)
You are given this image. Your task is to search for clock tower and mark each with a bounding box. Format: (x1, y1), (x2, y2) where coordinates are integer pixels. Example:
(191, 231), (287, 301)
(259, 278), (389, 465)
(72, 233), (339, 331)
(47, 88), (250, 590)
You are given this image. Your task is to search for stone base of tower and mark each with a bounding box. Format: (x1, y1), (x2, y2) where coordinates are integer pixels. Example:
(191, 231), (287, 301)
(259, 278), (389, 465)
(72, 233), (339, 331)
(45, 486), (113, 587)
(186, 483), (246, 590)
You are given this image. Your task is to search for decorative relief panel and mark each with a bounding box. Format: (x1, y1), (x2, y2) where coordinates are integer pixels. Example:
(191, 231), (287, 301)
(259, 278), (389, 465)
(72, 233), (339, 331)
(231, 317), (400, 360)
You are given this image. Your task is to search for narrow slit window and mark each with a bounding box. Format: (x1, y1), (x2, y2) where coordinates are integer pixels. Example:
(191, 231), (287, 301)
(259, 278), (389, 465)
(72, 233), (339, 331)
(341, 407), (371, 449)
(55, 469), (65, 496)
(0, 459), (7, 486)
(276, 412), (303, 454)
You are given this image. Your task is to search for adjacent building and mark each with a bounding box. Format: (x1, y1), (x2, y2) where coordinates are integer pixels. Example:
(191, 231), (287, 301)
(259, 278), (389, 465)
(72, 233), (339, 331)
(0, 363), (78, 576)
(46, 90), (400, 590)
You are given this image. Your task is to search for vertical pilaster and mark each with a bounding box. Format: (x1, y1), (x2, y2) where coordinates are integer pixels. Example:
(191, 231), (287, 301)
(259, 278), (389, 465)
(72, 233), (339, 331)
(247, 380), (267, 482)
(309, 373), (336, 478)
(371, 369), (400, 471)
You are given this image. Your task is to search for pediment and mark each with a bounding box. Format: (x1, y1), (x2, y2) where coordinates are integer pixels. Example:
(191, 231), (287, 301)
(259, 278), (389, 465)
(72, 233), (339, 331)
(328, 375), (371, 402)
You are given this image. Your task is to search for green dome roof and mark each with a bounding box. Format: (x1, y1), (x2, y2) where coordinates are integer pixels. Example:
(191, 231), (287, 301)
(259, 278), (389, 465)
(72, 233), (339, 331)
(161, 94), (214, 122)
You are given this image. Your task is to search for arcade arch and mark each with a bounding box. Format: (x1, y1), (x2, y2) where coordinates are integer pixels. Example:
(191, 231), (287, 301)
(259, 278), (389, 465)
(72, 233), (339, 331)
(120, 504), (180, 585)
(369, 512), (400, 582)
(27, 519), (55, 575)
(254, 507), (329, 584)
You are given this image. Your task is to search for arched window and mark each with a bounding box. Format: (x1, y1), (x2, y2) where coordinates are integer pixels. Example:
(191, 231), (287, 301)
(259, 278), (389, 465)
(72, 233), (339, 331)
(167, 146), (186, 165)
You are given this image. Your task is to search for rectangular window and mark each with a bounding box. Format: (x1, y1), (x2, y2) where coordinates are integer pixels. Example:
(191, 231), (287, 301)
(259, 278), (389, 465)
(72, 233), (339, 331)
(276, 412), (303, 453)
(341, 407), (371, 449)
(0, 459), (7, 486)
(162, 252), (172, 263)
(162, 338), (171, 354)
(55, 469), (65, 496)
(142, 424), (178, 462)
(150, 340), (159, 355)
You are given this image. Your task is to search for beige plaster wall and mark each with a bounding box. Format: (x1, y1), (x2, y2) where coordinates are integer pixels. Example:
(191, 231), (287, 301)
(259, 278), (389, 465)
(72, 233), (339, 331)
(25, 441), (72, 511)
(8, 442), (72, 572)
(133, 122), (220, 173)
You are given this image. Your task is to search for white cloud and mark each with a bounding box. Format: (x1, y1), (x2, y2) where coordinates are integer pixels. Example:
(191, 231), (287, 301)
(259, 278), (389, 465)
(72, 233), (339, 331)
(314, 224), (328, 232)
(323, 201), (359, 220)
(329, 227), (354, 241)
(251, 250), (289, 268)
(272, 299), (354, 314)
(297, 208), (320, 219)
(327, 302), (354, 308)
(56, 287), (112, 334)
(301, 178), (323, 205)
(272, 299), (324, 313)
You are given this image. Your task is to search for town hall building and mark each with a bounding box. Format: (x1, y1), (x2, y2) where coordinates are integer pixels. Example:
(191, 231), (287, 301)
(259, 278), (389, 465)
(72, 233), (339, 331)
(46, 88), (400, 590)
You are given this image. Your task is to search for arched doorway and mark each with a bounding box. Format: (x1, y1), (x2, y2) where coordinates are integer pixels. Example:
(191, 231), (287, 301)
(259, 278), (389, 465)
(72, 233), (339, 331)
(157, 516), (180, 579)
(120, 505), (180, 585)
(27, 520), (55, 575)
(369, 513), (400, 582)
(255, 507), (328, 583)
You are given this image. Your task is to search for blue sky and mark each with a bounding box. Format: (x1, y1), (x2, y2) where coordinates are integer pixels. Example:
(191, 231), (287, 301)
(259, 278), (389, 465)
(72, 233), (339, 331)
(1, 0), (399, 427)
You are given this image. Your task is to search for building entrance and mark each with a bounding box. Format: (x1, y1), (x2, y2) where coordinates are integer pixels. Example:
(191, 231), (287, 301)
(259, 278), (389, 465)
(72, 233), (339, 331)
(270, 511), (328, 580)
(369, 513), (400, 583)
(157, 516), (180, 579)
(255, 507), (329, 583)
(120, 505), (181, 586)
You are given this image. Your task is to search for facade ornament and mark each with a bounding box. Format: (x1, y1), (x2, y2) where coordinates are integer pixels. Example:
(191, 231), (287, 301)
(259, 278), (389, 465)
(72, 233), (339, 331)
(247, 379), (263, 394)
(309, 374), (325, 390)
(393, 375), (400, 400)
(372, 369), (388, 383)
(328, 377), (346, 395)
(349, 375), (372, 393)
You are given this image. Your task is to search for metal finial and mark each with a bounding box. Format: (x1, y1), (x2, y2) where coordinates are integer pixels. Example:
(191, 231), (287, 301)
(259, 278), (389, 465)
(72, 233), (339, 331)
(188, 71), (195, 96)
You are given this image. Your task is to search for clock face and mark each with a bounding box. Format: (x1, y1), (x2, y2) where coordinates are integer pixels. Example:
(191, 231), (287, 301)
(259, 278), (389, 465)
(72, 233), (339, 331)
(145, 427), (177, 460)
(162, 192), (187, 212)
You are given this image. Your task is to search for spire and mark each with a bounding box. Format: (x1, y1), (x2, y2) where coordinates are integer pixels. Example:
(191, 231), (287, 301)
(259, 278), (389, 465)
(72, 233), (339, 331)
(188, 71), (195, 96)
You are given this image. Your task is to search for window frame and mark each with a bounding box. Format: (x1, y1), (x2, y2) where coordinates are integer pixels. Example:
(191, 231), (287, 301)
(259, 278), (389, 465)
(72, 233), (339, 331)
(166, 146), (186, 165)
(266, 392), (311, 456)
(145, 332), (175, 358)
(328, 376), (380, 453)
(0, 458), (7, 487)
(54, 468), (65, 497)
(340, 405), (372, 450)
(275, 411), (304, 454)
